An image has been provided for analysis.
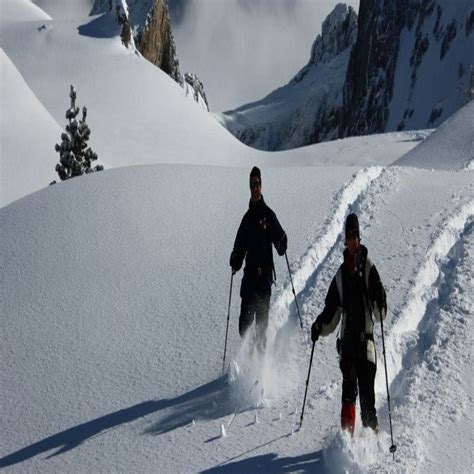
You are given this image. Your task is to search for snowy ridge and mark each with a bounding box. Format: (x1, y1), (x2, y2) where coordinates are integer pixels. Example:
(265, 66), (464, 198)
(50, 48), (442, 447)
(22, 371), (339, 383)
(31, 1), (94, 20)
(4, 0), (53, 21)
(395, 100), (474, 170)
(0, 48), (60, 206)
(270, 166), (384, 330)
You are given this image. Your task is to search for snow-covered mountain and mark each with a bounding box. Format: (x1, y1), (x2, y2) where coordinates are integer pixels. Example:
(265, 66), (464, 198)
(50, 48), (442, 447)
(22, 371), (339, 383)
(1, 2), (473, 473)
(220, 0), (473, 151)
(218, 4), (358, 151)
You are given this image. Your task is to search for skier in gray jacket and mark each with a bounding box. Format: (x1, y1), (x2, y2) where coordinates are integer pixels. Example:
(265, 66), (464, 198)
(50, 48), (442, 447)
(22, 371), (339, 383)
(311, 213), (387, 435)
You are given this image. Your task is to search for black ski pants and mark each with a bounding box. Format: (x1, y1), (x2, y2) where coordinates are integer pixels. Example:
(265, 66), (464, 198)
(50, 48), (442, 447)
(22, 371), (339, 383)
(239, 289), (271, 351)
(340, 357), (378, 429)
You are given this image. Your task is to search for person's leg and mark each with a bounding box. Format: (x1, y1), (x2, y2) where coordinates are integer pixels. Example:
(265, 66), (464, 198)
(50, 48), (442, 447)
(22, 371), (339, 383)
(255, 289), (271, 353)
(340, 358), (357, 435)
(357, 359), (378, 430)
(239, 295), (256, 338)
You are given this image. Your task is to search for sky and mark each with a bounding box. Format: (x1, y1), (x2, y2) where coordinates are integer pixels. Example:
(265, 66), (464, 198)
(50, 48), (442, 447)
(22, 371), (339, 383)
(171, 0), (360, 112)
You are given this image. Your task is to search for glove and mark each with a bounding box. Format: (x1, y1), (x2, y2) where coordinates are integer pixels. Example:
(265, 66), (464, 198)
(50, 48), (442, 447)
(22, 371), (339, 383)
(311, 321), (321, 343)
(229, 251), (242, 273)
(276, 233), (287, 256)
(375, 287), (387, 313)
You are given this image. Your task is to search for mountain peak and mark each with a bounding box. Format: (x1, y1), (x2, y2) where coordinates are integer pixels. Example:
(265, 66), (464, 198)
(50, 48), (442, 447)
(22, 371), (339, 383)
(309, 3), (357, 66)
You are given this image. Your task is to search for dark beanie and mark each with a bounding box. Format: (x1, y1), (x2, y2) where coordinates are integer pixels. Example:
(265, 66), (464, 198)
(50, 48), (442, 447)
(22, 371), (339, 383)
(345, 213), (360, 240)
(250, 166), (261, 184)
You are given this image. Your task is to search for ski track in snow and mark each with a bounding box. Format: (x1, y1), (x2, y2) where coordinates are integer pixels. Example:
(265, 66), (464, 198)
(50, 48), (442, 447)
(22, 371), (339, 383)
(391, 216), (474, 473)
(220, 165), (472, 473)
(379, 204), (474, 471)
(263, 165), (473, 473)
(384, 201), (474, 383)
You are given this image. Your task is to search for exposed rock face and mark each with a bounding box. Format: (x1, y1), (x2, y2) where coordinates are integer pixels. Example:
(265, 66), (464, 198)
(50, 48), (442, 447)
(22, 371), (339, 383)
(91, 1), (208, 110)
(92, 0), (181, 82)
(341, 0), (400, 137)
(220, 1), (472, 151)
(133, 0), (182, 83)
(341, 0), (473, 137)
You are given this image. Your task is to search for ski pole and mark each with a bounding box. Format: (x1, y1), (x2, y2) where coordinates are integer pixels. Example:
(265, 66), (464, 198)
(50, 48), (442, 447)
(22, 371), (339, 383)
(222, 269), (234, 375)
(299, 340), (315, 430)
(284, 252), (303, 329)
(380, 314), (397, 459)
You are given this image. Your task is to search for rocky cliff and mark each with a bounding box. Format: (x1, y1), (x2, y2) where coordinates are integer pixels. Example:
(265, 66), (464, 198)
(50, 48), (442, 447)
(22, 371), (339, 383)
(220, 1), (473, 151)
(341, 0), (473, 137)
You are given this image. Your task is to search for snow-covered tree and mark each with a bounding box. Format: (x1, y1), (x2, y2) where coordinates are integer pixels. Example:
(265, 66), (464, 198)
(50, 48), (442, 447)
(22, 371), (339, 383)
(53, 85), (104, 182)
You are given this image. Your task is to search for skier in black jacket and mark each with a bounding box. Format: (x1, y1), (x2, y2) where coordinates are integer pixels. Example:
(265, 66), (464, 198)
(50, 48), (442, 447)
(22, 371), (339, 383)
(311, 213), (387, 435)
(230, 167), (287, 352)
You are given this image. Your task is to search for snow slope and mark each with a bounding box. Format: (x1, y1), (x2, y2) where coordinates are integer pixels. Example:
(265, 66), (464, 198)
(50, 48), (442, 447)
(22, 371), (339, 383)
(0, 0), (426, 207)
(1, 1), (473, 473)
(0, 48), (60, 205)
(1, 160), (472, 473)
(31, 0), (94, 19)
(395, 100), (474, 170)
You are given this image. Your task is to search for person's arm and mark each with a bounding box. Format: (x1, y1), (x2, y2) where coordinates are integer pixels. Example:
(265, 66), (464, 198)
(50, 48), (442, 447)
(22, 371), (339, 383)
(271, 212), (287, 256)
(229, 216), (247, 272)
(312, 275), (342, 341)
(368, 264), (387, 322)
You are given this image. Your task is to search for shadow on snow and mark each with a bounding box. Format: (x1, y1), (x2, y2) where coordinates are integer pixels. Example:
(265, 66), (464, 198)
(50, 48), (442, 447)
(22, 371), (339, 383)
(145, 374), (242, 436)
(1, 375), (232, 468)
(202, 448), (325, 473)
(77, 14), (118, 39)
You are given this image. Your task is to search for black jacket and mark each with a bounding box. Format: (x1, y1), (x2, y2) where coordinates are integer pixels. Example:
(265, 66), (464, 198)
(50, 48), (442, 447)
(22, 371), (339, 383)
(315, 245), (387, 363)
(231, 196), (287, 297)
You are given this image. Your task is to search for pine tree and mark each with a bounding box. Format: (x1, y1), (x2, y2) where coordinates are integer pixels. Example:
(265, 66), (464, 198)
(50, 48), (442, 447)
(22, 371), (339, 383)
(53, 85), (103, 183)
